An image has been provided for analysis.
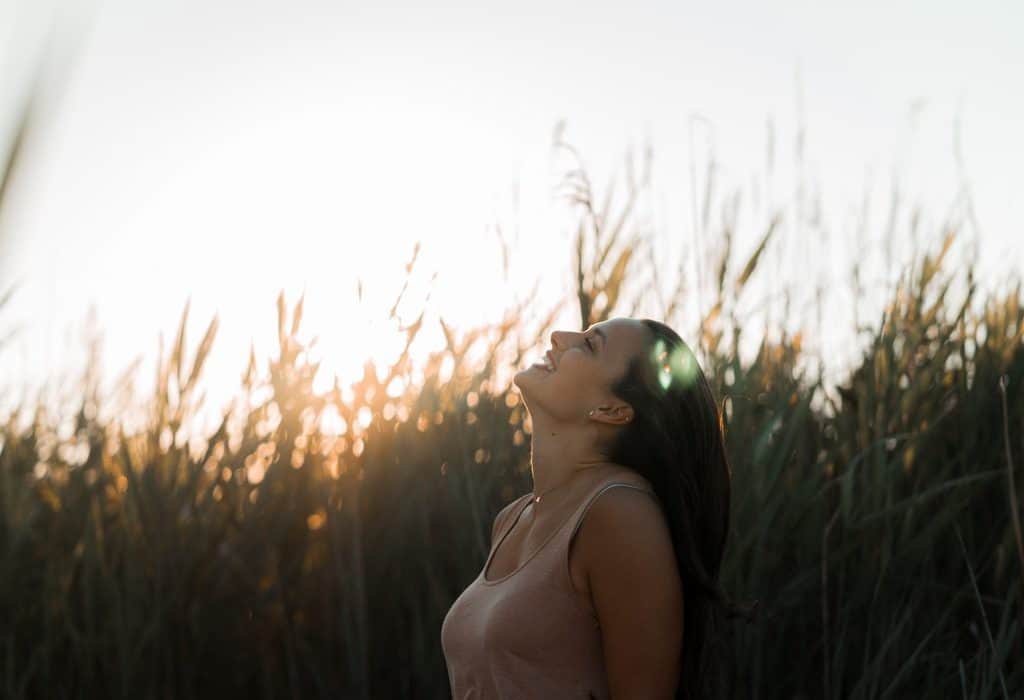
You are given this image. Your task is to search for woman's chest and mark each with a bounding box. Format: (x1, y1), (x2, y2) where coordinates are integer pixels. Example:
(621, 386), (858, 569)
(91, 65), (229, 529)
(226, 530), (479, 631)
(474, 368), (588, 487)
(484, 507), (596, 618)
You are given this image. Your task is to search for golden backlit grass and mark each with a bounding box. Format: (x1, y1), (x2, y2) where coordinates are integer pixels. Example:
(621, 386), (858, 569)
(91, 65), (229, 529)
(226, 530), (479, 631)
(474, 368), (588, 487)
(1, 142), (1022, 699)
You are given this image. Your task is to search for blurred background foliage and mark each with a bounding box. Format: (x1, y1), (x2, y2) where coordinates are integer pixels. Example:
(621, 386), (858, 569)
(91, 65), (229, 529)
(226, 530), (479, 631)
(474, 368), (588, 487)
(0, 68), (1022, 700)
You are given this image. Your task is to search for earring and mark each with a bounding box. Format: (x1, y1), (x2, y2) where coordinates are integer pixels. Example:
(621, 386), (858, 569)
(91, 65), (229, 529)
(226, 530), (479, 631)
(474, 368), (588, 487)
(587, 409), (595, 417)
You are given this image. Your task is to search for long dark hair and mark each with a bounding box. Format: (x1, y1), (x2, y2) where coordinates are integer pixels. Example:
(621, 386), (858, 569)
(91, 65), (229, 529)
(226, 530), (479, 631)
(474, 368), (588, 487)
(605, 319), (758, 699)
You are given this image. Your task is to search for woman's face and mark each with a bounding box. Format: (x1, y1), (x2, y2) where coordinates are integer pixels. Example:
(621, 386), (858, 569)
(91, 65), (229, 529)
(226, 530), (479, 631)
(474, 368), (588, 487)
(513, 317), (651, 424)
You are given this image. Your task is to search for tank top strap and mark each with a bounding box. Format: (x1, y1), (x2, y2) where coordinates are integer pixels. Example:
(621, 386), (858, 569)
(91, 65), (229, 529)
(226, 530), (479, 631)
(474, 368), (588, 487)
(491, 492), (532, 545)
(564, 471), (659, 545)
(524, 471), (656, 601)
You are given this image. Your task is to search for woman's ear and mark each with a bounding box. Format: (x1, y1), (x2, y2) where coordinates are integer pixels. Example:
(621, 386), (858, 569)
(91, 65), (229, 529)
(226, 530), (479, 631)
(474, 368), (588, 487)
(590, 404), (634, 425)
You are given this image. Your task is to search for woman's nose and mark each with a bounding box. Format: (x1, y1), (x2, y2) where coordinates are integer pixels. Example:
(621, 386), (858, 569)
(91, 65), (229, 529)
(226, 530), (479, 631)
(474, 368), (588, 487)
(550, 330), (581, 349)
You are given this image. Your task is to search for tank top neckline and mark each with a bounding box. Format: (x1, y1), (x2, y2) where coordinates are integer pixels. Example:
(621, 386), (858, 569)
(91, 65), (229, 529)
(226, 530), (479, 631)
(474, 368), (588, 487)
(479, 466), (651, 586)
(479, 493), (567, 585)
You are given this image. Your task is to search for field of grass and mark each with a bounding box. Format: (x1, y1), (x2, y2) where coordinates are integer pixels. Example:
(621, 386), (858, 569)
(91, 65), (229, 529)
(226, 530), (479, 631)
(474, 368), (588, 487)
(0, 132), (1022, 698)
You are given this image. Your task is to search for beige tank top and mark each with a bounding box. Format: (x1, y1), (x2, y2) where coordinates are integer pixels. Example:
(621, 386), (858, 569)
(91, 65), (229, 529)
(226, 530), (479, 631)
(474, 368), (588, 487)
(440, 467), (657, 699)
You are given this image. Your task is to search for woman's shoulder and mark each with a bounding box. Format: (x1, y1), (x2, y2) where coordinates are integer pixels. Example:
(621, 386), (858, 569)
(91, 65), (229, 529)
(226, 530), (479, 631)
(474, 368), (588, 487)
(492, 491), (531, 535)
(593, 464), (655, 493)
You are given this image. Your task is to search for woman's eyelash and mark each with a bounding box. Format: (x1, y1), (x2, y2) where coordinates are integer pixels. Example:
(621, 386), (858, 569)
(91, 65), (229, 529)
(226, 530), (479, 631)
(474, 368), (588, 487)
(585, 337), (594, 352)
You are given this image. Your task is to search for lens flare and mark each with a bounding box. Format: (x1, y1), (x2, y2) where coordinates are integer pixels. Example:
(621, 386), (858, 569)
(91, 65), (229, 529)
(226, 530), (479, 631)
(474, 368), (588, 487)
(650, 338), (699, 392)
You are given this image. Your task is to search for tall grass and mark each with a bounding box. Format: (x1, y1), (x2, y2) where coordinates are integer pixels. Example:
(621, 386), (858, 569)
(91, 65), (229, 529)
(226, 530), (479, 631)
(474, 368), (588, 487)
(0, 137), (1022, 699)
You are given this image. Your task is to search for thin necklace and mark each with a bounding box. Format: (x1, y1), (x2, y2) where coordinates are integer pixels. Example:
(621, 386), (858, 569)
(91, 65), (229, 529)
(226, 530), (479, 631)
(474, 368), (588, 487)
(530, 465), (604, 504)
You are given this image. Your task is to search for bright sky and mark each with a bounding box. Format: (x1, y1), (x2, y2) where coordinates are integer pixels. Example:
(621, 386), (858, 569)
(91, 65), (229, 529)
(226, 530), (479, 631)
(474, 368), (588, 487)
(1, 0), (1021, 425)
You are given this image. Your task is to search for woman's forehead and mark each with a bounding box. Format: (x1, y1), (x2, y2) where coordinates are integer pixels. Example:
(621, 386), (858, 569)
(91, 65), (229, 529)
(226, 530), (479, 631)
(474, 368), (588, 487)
(593, 318), (650, 352)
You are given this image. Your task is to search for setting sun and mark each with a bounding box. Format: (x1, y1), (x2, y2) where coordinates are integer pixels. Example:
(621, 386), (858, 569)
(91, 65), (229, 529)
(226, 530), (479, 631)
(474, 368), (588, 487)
(0, 1), (1021, 697)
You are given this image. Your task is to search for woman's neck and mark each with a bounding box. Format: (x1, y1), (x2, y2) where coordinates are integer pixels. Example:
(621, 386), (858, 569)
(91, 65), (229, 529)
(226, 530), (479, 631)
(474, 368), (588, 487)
(528, 414), (614, 495)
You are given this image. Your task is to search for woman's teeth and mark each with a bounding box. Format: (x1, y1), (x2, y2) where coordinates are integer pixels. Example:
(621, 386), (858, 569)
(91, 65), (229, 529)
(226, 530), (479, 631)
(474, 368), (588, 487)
(532, 357), (555, 371)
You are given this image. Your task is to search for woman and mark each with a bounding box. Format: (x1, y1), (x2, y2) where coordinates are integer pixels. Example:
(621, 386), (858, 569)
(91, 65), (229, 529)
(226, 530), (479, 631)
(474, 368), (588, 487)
(441, 317), (752, 699)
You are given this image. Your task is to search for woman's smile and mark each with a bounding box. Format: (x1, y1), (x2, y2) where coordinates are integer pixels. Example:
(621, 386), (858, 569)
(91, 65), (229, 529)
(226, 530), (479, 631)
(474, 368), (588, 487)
(530, 354), (555, 372)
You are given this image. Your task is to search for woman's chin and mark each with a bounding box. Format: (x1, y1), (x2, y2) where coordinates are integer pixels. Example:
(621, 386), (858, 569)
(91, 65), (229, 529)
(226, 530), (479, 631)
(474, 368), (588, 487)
(512, 365), (542, 391)
(512, 368), (529, 389)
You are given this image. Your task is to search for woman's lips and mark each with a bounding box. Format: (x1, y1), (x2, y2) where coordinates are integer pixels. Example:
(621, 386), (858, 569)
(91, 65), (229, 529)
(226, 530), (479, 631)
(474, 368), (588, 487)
(530, 354), (555, 371)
